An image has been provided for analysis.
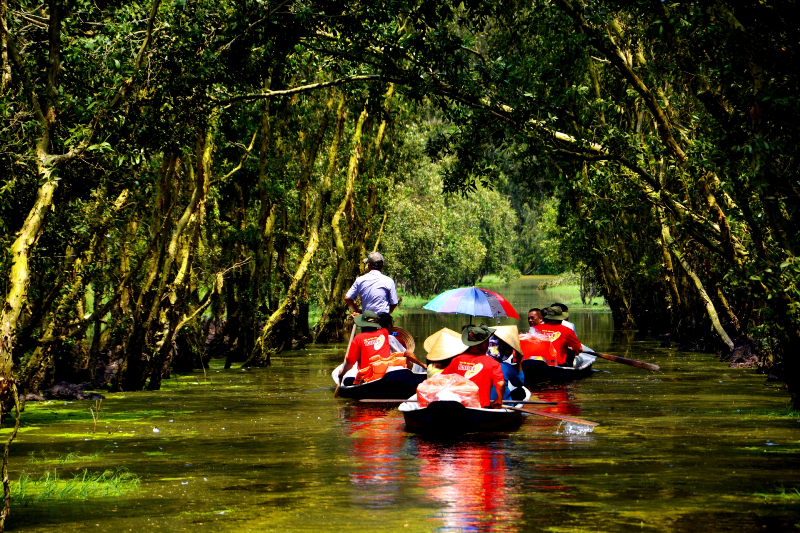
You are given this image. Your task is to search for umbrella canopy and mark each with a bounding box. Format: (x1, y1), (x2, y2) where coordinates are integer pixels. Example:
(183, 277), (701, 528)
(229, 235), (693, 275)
(423, 287), (520, 320)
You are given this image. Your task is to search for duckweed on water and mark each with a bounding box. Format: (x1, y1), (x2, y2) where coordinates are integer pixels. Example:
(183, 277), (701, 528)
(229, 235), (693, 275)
(12, 468), (140, 503)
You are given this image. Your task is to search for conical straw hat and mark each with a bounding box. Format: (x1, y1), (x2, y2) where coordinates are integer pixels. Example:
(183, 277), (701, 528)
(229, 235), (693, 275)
(423, 327), (460, 353)
(492, 325), (522, 353)
(425, 330), (469, 361)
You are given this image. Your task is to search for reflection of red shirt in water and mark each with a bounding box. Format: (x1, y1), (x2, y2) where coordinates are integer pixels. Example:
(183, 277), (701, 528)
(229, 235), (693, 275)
(534, 323), (582, 366)
(346, 328), (391, 369)
(442, 349), (504, 407)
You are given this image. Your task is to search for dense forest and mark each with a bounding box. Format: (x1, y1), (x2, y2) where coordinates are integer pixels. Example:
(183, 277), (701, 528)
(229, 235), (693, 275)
(1, 0), (798, 419)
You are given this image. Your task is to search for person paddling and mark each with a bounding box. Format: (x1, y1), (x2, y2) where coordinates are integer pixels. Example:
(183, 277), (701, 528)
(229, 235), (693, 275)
(344, 252), (398, 315)
(534, 306), (583, 367)
(548, 303), (591, 353)
(441, 325), (505, 409)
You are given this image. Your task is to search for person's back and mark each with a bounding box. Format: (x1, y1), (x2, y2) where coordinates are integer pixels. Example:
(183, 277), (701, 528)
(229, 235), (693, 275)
(441, 325), (505, 408)
(443, 349), (504, 408)
(345, 252), (398, 315)
(535, 307), (582, 366)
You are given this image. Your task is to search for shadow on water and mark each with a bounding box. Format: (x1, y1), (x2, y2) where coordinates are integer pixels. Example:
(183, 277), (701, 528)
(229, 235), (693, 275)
(7, 276), (800, 531)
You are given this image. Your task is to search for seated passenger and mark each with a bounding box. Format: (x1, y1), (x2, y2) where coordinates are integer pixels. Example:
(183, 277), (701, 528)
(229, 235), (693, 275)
(549, 302), (592, 353)
(423, 328), (461, 378)
(488, 325), (527, 402)
(549, 302), (576, 332)
(535, 306), (583, 367)
(338, 311), (391, 383)
(527, 307), (544, 332)
(441, 325), (505, 408)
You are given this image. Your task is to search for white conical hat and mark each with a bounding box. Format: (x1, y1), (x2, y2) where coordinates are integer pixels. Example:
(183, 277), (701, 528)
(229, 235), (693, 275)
(423, 327), (460, 353)
(425, 330), (469, 361)
(492, 325), (522, 353)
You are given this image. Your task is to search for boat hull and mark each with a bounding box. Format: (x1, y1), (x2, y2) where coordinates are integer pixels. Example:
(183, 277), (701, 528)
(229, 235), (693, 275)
(522, 355), (594, 386)
(401, 401), (523, 434)
(336, 368), (427, 400)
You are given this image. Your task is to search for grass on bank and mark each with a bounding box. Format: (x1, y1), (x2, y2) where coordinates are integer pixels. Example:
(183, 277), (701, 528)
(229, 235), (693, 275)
(12, 467), (140, 503)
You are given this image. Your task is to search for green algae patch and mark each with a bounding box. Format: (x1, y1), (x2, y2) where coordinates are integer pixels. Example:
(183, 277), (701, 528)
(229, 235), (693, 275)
(0, 426), (40, 435)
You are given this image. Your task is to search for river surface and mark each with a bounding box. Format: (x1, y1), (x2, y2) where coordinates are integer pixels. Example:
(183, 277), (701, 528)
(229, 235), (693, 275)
(6, 277), (800, 531)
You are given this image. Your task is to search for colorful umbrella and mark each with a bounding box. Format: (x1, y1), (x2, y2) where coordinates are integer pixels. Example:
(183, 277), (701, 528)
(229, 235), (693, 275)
(423, 287), (520, 321)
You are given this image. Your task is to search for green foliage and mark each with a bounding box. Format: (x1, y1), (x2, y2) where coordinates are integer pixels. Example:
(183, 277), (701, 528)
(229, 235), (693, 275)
(382, 135), (519, 295)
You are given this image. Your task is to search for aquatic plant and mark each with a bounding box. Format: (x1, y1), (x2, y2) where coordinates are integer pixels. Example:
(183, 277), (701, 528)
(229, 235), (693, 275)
(11, 468), (140, 504)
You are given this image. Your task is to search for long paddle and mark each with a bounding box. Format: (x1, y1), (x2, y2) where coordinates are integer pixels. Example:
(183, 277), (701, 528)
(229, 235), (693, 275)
(333, 323), (358, 398)
(359, 399), (558, 406)
(502, 405), (600, 427)
(583, 349), (660, 372)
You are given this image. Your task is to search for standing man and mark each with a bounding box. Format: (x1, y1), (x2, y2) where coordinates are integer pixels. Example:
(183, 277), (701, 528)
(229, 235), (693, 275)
(344, 251), (399, 315)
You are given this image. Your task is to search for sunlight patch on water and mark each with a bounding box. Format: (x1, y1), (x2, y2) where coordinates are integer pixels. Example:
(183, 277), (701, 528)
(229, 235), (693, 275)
(557, 422), (594, 435)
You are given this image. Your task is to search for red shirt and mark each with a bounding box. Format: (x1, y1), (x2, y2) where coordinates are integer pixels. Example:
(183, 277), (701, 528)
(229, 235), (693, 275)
(346, 328), (391, 369)
(534, 323), (582, 365)
(442, 352), (504, 407)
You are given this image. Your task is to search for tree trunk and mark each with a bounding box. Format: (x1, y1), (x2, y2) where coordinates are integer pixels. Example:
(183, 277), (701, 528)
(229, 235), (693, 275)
(315, 104), (369, 343)
(662, 226), (735, 352)
(247, 95), (347, 365)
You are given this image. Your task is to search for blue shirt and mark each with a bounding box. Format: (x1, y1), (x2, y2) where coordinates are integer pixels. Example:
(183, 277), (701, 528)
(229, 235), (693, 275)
(346, 269), (399, 314)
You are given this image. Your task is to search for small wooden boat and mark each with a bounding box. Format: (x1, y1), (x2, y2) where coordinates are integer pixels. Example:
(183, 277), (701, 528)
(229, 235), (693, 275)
(331, 363), (427, 400)
(521, 353), (595, 386)
(398, 389), (530, 434)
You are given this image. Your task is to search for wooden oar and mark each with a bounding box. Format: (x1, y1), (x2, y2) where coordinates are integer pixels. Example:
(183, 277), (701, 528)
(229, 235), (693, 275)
(359, 399), (558, 405)
(333, 324), (358, 398)
(503, 405), (600, 427)
(583, 349), (660, 372)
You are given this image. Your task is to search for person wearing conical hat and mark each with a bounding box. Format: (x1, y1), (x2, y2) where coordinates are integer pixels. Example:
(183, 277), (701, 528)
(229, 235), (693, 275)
(535, 306), (583, 367)
(487, 325), (528, 402)
(423, 328), (463, 378)
(440, 325), (505, 409)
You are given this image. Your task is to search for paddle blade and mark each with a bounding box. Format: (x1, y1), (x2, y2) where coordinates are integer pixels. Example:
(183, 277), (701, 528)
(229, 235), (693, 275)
(505, 405), (599, 427)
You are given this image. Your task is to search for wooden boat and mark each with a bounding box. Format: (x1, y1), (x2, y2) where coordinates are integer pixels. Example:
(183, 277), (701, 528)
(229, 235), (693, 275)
(331, 363), (427, 400)
(521, 353), (595, 386)
(398, 389), (531, 434)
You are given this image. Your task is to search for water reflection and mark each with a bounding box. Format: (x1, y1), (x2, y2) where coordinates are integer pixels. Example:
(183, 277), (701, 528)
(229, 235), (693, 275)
(414, 437), (522, 533)
(344, 404), (406, 508)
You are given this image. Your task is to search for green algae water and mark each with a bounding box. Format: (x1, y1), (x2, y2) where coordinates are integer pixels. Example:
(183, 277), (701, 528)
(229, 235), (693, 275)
(6, 277), (800, 531)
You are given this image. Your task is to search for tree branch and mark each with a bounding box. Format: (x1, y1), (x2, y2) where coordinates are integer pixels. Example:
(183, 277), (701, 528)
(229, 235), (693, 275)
(213, 75), (403, 105)
(553, 0), (687, 163)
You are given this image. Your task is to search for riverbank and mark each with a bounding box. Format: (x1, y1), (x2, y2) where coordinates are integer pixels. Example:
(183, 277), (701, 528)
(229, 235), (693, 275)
(393, 274), (609, 313)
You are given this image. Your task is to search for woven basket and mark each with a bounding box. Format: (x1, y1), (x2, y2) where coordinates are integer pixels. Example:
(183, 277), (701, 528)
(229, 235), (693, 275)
(393, 327), (416, 353)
